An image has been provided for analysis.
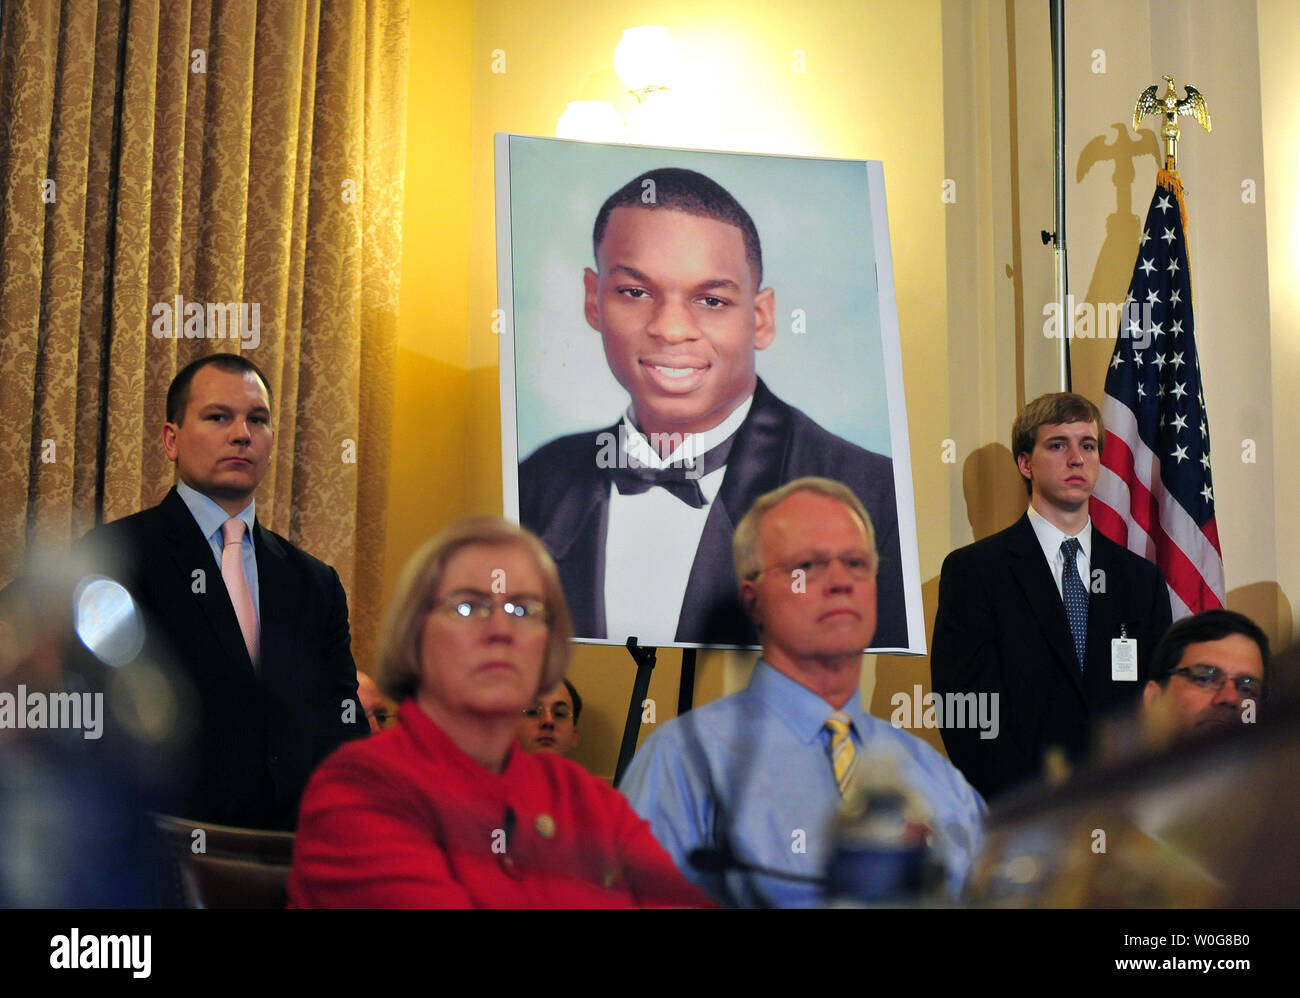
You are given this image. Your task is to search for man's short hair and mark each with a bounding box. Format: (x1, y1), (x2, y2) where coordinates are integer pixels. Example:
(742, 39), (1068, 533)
(592, 167), (764, 285)
(733, 476), (877, 586)
(167, 353), (272, 425)
(1148, 608), (1270, 687)
(562, 677), (583, 725)
(376, 517), (574, 703)
(1010, 392), (1105, 495)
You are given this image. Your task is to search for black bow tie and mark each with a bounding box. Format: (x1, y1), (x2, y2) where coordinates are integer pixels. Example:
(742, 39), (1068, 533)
(609, 465), (708, 507)
(607, 430), (738, 508)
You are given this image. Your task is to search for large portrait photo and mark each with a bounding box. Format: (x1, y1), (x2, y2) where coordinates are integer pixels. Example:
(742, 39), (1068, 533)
(497, 135), (923, 652)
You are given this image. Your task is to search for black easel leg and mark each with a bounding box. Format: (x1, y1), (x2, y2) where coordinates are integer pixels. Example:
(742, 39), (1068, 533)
(676, 647), (697, 715)
(613, 637), (656, 788)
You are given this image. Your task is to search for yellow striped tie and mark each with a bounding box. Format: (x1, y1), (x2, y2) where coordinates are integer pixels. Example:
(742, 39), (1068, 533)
(825, 712), (857, 797)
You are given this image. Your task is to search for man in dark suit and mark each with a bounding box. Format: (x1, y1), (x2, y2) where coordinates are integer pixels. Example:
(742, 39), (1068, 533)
(518, 167), (906, 648)
(930, 392), (1172, 802)
(83, 354), (367, 830)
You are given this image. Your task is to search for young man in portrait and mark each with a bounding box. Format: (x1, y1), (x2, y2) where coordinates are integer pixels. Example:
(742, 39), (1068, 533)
(518, 167), (906, 649)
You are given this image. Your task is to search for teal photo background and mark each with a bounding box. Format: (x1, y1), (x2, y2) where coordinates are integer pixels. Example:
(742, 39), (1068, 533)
(502, 135), (897, 461)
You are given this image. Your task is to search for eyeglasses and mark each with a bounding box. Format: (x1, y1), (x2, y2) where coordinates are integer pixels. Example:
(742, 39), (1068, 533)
(749, 552), (876, 583)
(522, 704), (573, 722)
(1170, 664), (1264, 699)
(431, 594), (550, 626)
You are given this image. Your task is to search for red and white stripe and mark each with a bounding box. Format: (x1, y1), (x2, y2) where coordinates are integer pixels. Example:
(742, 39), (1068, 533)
(1091, 395), (1225, 620)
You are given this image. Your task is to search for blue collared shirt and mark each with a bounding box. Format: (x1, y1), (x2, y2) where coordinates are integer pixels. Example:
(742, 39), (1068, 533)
(176, 481), (260, 624)
(619, 660), (987, 907)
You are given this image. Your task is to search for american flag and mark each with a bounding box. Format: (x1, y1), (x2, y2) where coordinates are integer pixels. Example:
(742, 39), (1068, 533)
(1090, 169), (1225, 618)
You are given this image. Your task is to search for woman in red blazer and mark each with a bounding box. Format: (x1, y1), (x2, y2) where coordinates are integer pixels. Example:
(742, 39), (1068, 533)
(288, 516), (711, 908)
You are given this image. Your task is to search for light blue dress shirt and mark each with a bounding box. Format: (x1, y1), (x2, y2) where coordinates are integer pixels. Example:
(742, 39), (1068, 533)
(618, 661), (987, 908)
(176, 481), (260, 624)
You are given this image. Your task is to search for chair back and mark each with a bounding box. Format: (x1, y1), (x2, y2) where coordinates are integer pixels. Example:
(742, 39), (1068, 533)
(154, 813), (295, 908)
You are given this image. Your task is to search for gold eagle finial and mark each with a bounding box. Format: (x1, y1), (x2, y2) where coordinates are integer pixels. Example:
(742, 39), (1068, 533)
(1132, 75), (1211, 171)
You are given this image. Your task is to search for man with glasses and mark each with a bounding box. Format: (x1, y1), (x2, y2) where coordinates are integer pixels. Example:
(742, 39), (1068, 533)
(517, 679), (582, 757)
(1143, 609), (1267, 737)
(619, 477), (983, 907)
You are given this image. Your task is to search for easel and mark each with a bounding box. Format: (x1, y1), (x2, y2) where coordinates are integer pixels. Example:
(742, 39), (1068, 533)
(611, 638), (697, 787)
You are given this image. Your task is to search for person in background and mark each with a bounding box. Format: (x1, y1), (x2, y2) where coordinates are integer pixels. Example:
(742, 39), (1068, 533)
(517, 678), (581, 757)
(930, 392), (1172, 801)
(356, 671), (393, 733)
(1143, 608), (1267, 739)
(80, 353), (366, 830)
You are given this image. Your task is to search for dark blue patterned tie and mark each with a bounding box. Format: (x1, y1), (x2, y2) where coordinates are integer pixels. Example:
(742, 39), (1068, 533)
(1060, 537), (1087, 672)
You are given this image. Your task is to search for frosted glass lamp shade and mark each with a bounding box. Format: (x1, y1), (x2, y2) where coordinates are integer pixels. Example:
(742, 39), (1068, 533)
(613, 26), (680, 94)
(555, 101), (627, 142)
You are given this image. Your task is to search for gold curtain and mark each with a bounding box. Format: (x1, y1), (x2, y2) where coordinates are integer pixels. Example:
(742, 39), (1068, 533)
(0, 0), (408, 671)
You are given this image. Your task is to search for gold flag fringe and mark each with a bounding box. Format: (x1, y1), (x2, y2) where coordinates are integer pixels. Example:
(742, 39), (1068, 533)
(1156, 168), (1190, 232)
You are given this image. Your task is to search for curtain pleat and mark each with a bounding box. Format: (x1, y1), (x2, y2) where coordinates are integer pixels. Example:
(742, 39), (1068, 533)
(354, 0), (406, 673)
(0, 1), (61, 564)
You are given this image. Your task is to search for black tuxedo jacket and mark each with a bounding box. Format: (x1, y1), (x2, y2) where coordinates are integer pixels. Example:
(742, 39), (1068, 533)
(82, 488), (367, 830)
(519, 377), (907, 648)
(930, 513), (1172, 801)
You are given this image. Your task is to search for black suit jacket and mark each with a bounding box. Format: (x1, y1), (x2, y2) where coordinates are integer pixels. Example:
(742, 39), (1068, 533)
(519, 377), (908, 648)
(930, 513), (1172, 801)
(82, 488), (367, 830)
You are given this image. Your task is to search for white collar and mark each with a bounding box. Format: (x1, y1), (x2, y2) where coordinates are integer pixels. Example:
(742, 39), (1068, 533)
(619, 394), (754, 471)
(1027, 504), (1091, 561)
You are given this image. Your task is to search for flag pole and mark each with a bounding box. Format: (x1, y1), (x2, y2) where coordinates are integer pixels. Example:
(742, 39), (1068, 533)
(1049, 0), (1070, 392)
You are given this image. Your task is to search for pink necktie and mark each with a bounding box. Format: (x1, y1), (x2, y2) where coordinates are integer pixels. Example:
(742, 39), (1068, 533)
(221, 518), (259, 663)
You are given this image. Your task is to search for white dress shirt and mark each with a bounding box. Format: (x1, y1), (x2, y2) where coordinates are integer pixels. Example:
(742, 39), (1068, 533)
(176, 481), (261, 624)
(603, 396), (753, 644)
(1027, 504), (1091, 602)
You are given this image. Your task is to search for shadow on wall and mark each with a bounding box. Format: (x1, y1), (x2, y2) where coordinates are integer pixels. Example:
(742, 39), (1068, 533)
(1076, 124), (1161, 304)
(962, 442), (1029, 542)
(1072, 124), (1162, 403)
(872, 443), (1027, 754)
(1229, 581), (1294, 698)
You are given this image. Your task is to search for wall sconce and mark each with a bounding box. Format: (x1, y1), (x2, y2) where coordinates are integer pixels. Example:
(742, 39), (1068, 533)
(613, 26), (681, 101)
(555, 26), (683, 143)
(556, 101), (627, 142)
